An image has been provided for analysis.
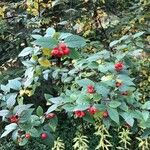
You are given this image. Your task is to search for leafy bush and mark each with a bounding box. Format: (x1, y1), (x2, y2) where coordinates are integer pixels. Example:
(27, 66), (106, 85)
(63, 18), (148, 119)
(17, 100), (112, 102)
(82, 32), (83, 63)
(0, 26), (149, 150)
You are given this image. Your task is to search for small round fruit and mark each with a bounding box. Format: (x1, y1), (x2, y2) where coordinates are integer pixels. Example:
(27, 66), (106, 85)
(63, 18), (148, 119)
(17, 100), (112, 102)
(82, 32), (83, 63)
(87, 85), (95, 94)
(122, 91), (128, 96)
(25, 133), (31, 139)
(59, 43), (67, 50)
(41, 133), (48, 140)
(63, 47), (70, 55)
(74, 110), (86, 118)
(103, 111), (109, 118)
(88, 106), (97, 115)
(45, 113), (56, 119)
(115, 62), (124, 71)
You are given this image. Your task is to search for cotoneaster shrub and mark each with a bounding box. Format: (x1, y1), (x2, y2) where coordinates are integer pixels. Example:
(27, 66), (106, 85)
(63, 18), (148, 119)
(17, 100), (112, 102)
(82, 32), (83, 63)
(0, 27), (149, 148)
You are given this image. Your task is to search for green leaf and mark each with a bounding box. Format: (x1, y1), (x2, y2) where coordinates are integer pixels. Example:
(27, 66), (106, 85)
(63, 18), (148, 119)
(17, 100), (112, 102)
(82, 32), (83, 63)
(7, 93), (18, 109)
(13, 104), (33, 115)
(69, 48), (80, 59)
(1, 123), (18, 138)
(94, 104), (106, 111)
(142, 110), (149, 122)
(19, 138), (28, 146)
(95, 84), (109, 97)
(29, 128), (40, 137)
(8, 79), (21, 90)
(46, 104), (58, 114)
(109, 101), (121, 108)
(31, 115), (42, 126)
(33, 37), (58, 48)
(31, 34), (42, 39)
(1, 84), (10, 92)
(109, 40), (119, 47)
(0, 110), (9, 117)
(83, 113), (95, 124)
(73, 104), (90, 111)
(18, 47), (34, 57)
(142, 101), (150, 110)
(45, 27), (55, 37)
(44, 94), (53, 101)
(76, 78), (94, 87)
(36, 106), (44, 117)
(121, 112), (134, 126)
(64, 35), (86, 48)
(19, 109), (34, 123)
(133, 31), (144, 39)
(108, 107), (119, 124)
(48, 117), (58, 132)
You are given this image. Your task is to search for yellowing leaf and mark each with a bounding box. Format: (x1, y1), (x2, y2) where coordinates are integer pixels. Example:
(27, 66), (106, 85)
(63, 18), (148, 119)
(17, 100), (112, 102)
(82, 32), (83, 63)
(38, 57), (51, 67)
(42, 48), (50, 56)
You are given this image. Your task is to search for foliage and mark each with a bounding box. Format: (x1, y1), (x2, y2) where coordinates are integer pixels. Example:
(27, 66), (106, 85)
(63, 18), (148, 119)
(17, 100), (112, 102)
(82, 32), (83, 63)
(0, 0), (150, 149)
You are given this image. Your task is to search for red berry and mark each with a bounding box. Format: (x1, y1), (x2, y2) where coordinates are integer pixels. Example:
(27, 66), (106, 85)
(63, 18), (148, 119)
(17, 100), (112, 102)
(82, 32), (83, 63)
(74, 110), (86, 118)
(115, 82), (122, 87)
(25, 133), (31, 139)
(122, 91), (128, 96)
(59, 43), (67, 50)
(41, 133), (48, 140)
(57, 50), (64, 57)
(87, 85), (95, 94)
(8, 115), (19, 123)
(51, 47), (59, 56)
(45, 113), (56, 119)
(63, 47), (70, 55)
(103, 111), (109, 118)
(115, 62), (124, 71)
(88, 106), (97, 115)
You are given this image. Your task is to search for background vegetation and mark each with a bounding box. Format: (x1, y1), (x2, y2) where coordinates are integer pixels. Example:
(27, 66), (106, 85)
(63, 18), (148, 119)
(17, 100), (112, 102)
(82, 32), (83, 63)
(0, 0), (150, 149)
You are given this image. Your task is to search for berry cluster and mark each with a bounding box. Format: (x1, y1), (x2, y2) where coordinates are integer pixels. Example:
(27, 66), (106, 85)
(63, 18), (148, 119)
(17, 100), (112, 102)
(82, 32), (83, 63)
(87, 85), (95, 94)
(51, 43), (70, 58)
(115, 62), (124, 71)
(8, 115), (19, 123)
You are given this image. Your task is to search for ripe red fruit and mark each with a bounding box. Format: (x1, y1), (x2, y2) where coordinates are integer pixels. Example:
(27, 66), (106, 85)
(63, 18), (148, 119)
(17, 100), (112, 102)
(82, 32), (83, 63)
(51, 47), (59, 56)
(41, 133), (48, 140)
(103, 111), (109, 118)
(63, 47), (70, 55)
(25, 133), (31, 139)
(57, 50), (64, 57)
(115, 62), (124, 71)
(122, 91), (128, 96)
(59, 43), (67, 50)
(45, 113), (56, 119)
(74, 110), (86, 118)
(87, 85), (95, 94)
(115, 82), (122, 87)
(8, 115), (19, 123)
(88, 106), (97, 115)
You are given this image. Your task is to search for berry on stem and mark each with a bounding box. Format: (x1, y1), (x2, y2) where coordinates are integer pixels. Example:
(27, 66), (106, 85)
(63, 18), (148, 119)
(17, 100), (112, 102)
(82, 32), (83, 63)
(25, 133), (31, 139)
(87, 85), (95, 94)
(122, 91), (128, 96)
(103, 111), (109, 118)
(41, 133), (48, 140)
(115, 62), (124, 71)
(8, 115), (19, 123)
(45, 113), (56, 119)
(74, 110), (85, 118)
(88, 106), (97, 115)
